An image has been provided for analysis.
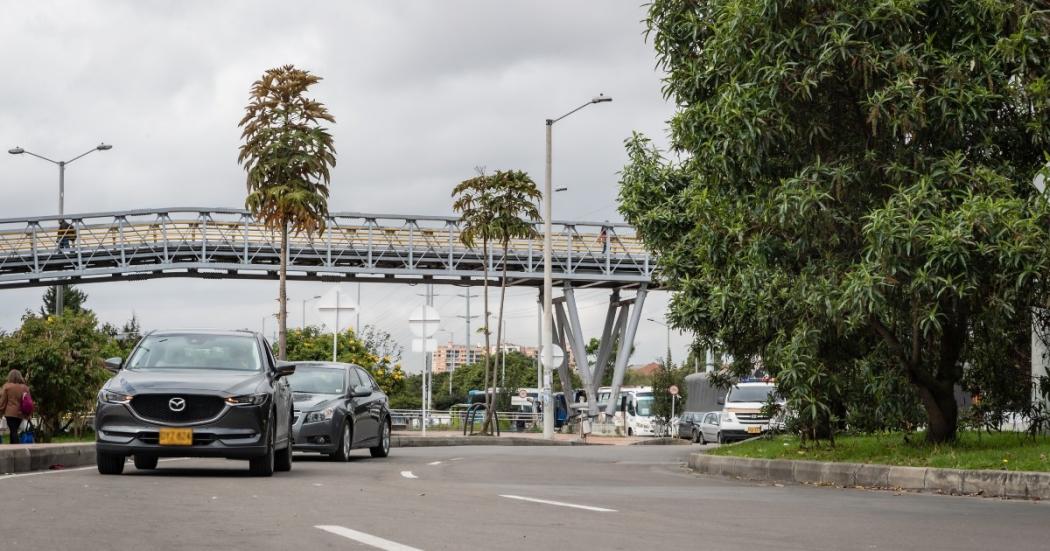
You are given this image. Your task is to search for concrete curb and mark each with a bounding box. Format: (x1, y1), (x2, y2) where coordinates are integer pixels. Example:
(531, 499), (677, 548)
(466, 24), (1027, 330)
(688, 453), (1050, 500)
(1, 443), (96, 474)
(629, 437), (692, 446)
(1, 436), (587, 474)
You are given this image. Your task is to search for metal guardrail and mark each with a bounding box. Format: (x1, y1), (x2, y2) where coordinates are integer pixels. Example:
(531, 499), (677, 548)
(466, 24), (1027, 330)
(0, 207), (655, 289)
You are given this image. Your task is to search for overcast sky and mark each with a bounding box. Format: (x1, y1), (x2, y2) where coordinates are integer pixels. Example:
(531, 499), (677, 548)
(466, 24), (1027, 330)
(0, 1), (691, 374)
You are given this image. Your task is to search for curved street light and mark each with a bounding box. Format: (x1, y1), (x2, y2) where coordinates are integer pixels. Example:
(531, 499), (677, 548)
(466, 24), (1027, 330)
(542, 93), (612, 439)
(8, 142), (113, 315)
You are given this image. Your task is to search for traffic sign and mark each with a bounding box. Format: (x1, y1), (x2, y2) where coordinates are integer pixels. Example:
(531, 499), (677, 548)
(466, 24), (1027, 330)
(518, 388), (528, 399)
(668, 385), (679, 396)
(540, 344), (565, 368)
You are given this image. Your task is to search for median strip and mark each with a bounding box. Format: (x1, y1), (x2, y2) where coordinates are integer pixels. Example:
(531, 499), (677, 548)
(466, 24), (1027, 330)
(315, 525), (423, 551)
(499, 494), (616, 512)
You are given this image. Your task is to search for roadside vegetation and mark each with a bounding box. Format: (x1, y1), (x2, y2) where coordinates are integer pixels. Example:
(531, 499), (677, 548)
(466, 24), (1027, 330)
(620, 0), (1050, 446)
(711, 432), (1050, 473)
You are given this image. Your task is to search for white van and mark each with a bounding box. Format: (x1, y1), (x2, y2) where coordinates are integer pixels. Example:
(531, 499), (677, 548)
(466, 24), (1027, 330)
(719, 381), (780, 438)
(597, 386), (656, 436)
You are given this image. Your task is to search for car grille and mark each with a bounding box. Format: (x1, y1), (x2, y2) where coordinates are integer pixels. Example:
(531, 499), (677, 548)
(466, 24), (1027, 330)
(130, 394), (226, 424)
(735, 412), (770, 424)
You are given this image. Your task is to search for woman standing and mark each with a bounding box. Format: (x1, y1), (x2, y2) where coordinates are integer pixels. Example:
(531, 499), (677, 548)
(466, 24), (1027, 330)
(0, 369), (30, 444)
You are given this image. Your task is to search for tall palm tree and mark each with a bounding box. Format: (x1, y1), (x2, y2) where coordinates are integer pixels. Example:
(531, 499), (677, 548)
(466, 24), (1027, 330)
(453, 169), (541, 434)
(452, 170), (498, 432)
(488, 170), (541, 405)
(238, 65), (336, 359)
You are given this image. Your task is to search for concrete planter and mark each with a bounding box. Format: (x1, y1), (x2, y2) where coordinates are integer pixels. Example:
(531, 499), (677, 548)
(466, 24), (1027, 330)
(689, 453), (1050, 500)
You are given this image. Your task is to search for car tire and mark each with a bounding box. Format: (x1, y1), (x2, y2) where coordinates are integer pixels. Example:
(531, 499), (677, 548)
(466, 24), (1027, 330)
(249, 420), (275, 477)
(133, 454), (158, 470)
(97, 451), (125, 475)
(699, 431), (708, 445)
(692, 429), (701, 444)
(329, 419), (352, 462)
(370, 418), (391, 458)
(627, 427), (634, 437)
(717, 431), (726, 445)
(274, 415), (293, 472)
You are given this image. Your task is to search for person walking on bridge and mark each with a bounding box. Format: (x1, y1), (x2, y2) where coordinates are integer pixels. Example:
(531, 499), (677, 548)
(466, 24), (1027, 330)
(1, 369), (31, 444)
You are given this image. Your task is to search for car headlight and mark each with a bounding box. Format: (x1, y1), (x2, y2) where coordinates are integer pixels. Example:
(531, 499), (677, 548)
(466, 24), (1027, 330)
(304, 407), (335, 423)
(100, 390), (133, 405)
(225, 393), (268, 406)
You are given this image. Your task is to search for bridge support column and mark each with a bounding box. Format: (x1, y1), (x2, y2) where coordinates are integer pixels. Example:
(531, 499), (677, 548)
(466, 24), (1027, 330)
(552, 285), (648, 423)
(605, 285), (647, 420)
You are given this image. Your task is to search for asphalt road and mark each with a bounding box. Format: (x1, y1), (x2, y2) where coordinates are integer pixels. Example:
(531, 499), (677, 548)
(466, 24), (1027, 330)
(0, 444), (1046, 550)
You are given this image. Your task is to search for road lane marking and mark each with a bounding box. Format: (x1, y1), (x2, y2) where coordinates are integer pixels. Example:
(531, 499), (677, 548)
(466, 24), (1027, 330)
(499, 494), (617, 513)
(316, 525), (423, 551)
(427, 461), (442, 466)
(400, 470), (418, 479)
(448, 457), (463, 461)
(0, 458), (191, 481)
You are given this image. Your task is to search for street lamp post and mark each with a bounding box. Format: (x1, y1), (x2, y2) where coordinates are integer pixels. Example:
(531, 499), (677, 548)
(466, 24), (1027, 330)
(542, 94), (612, 439)
(9, 143), (113, 315)
(301, 295), (322, 329)
(648, 317), (672, 366)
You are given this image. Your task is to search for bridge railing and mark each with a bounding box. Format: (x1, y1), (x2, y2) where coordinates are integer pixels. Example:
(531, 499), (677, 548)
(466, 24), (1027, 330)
(0, 208), (654, 286)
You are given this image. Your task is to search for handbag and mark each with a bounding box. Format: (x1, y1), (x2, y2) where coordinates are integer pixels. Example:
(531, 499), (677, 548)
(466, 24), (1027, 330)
(18, 419), (34, 444)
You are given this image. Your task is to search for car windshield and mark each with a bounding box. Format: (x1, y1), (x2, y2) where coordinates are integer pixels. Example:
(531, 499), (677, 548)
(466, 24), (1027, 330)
(126, 334), (262, 371)
(288, 367), (346, 395)
(635, 394), (653, 416)
(728, 385), (774, 403)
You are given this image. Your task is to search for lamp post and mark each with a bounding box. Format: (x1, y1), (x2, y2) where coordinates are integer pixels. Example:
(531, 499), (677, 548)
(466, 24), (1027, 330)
(301, 295), (322, 329)
(542, 94), (612, 439)
(9, 142), (113, 315)
(647, 317), (673, 366)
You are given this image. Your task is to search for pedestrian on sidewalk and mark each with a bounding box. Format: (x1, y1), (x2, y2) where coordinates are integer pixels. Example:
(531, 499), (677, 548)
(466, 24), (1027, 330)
(0, 369), (31, 444)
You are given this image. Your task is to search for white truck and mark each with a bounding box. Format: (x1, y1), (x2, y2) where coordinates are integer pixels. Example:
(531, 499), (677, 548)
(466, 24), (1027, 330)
(717, 381), (781, 441)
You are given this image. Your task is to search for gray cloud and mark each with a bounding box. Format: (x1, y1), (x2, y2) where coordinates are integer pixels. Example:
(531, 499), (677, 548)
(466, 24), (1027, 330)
(0, 0), (687, 371)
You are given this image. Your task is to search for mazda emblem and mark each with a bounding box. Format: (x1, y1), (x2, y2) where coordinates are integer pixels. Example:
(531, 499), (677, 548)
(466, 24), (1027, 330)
(168, 397), (186, 412)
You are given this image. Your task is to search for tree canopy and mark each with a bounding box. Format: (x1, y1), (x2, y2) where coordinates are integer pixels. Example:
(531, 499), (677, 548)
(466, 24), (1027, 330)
(621, 0), (1050, 443)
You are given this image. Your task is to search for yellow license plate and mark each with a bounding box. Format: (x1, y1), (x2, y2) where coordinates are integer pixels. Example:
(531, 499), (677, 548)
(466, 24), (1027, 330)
(746, 426), (763, 434)
(158, 428), (193, 446)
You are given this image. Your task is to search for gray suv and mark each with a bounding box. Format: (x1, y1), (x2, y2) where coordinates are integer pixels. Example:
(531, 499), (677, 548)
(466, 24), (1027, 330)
(94, 330), (296, 476)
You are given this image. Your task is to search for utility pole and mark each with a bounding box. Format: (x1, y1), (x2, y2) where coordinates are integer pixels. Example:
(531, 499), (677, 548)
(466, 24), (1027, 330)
(356, 282), (362, 336)
(457, 287), (479, 381)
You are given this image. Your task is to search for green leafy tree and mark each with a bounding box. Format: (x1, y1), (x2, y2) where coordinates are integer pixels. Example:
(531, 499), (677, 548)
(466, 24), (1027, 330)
(101, 314), (143, 359)
(40, 285), (88, 316)
(453, 169), (540, 433)
(651, 359), (689, 431)
(622, 1), (1050, 443)
(1, 312), (110, 441)
(285, 326), (405, 395)
(238, 64), (337, 361)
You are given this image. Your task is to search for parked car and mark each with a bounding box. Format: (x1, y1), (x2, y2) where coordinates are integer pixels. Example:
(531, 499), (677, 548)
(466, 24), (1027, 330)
(698, 410), (766, 444)
(287, 361), (391, 461)
(676, 412), (706, 442)
(94, 330), (296, 476)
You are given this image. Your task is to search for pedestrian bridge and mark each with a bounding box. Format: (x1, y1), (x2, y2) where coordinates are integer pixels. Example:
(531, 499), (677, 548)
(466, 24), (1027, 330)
(0, 207), (654, 290)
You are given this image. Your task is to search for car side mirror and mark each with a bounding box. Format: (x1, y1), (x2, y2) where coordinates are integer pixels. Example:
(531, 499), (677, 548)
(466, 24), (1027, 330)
(351, 384), (373, 398)
(104, 357), (123, 373)
(274, 361), (296, 378)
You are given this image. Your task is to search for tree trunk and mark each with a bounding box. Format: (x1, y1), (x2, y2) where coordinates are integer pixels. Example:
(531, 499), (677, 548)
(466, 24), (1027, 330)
(278, 221), (289, 360)
(494, 241), (510, 412)
(917, 382), (958, 443)
(480, 239), (494, 435)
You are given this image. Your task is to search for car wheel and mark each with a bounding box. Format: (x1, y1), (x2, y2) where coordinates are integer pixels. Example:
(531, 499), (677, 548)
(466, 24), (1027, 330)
(97, 451), (125, 475)
(699, 431), (708, 445)
(692, 429), (701, 444)
(627, 427), (634, 437)
(274, 414), (293, 472)
(249, 419), (275, 477)
(329, 420), (352, 462)
(133, 454), (158, 470)
(370, 418), (391, 458)
(717, 431), (726, 445)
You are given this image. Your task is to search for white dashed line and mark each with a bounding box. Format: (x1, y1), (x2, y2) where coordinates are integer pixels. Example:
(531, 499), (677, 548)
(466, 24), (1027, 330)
(316, 525), (423, 551)
(400, 470), (418, 479)
(448, 457), (463, 461)
(499, 494), (617, 512)
(0, 457), (190, 481)
(427, 461), (442, 466)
